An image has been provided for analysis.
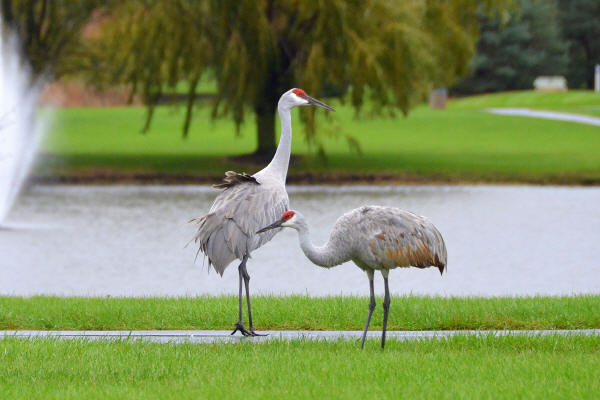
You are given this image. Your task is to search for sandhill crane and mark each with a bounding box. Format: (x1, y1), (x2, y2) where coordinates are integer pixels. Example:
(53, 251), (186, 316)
(258, 206), (447, 348)
(191, 88), (334, 336)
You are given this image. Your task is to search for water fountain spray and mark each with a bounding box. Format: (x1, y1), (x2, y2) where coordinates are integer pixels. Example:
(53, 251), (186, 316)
(0, 26), (46, 224)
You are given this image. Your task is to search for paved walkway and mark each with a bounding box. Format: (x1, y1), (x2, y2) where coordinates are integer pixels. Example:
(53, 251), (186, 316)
(2, 329), (599, 344)
(486, 108), (600, 127)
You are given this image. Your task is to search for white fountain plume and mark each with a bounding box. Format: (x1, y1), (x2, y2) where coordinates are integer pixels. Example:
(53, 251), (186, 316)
(0, 27), (46, 224)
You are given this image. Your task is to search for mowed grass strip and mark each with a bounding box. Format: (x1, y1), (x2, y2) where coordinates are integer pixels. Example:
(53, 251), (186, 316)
(40, 90), (600, 184)
(449, 89), (600, 117)
(1, 295), (599, 331)
(1, 335), (599, 399)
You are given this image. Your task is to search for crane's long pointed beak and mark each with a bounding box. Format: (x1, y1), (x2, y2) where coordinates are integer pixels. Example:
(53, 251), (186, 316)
(306, 95), (335, 111)
(256, 219), (283, 234)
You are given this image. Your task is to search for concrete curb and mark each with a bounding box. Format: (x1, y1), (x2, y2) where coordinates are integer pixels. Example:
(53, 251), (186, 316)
(2, 329), (599, 344)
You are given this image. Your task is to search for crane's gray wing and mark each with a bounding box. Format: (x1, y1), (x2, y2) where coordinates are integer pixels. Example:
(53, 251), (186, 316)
(191, 172), (289, 276)
(360, 206), (447, 274)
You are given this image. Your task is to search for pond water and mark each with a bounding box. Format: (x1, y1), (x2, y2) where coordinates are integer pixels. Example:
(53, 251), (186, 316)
(1, 185), (599, 297)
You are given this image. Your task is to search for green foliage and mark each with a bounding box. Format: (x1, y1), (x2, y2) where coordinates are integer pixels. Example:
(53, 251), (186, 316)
(0, 0), (103, 78)
(452, 0), (568, 94)
(449, 90), (600, 115)
(90, 0), (514, 151)
(558, 0), (600, 89)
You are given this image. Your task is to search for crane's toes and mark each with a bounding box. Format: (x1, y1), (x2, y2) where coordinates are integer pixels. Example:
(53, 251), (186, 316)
(231, 322), (253, 336)
(249, 329), (268, 337)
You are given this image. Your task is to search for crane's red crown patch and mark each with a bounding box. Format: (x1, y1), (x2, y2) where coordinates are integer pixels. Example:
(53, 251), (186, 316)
(292, 88), (306, 98)
(282, 211), (295, 220)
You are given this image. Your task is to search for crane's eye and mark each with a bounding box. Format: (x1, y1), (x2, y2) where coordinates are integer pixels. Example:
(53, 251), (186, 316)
(282, 211), (295, 220)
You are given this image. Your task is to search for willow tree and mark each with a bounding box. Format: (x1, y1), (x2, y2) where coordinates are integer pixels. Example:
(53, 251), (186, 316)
(1, 0), (104, 79)
(92, 0), (513, 155)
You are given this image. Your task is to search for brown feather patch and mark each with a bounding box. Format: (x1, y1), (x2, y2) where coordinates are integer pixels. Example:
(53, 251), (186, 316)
(212, 171), (259, 189)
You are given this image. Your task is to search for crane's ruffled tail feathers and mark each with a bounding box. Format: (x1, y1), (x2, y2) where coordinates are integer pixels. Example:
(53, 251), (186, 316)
(190, 212), (238, 276)
(222, 218), (250, 260)
(436, 258), (447, 276)
(185, 215), (207, 250)
(415, 219), (447, 276)
(206, 229), (236, 276)
(186, 214), (209, 253)
(434, 229), (448, 276)
(213, 171), (258, 189)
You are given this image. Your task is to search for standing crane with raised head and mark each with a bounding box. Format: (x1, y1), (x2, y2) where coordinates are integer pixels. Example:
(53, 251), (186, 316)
(191, 88), (334, 336)
(258, 206), (447, 348)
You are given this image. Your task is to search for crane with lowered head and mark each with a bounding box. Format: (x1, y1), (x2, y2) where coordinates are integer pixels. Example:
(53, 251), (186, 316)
(258, 206), (447, 348)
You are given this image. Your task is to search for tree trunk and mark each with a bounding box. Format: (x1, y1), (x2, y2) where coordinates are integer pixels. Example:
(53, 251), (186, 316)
(182, 74), (200, 139)
(253, 46), (286, 156)
(254, 100), (277, 156)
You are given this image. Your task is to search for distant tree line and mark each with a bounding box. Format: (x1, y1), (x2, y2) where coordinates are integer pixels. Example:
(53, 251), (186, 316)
(558, 0), (600, 89)
(452, 0), (600, 94)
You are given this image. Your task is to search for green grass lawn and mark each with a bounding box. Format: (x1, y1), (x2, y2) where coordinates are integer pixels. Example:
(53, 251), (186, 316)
(450, 90), (600, 117)
(39, 90), (600, 184)
(1, 335), (599, 399)
(3, 295), (599, 398)
(2, 295), (599, 331)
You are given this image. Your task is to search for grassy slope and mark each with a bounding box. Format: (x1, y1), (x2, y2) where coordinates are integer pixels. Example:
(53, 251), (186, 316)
(2, 295), (599, 330)
(450, 90), (600, 117)
(41, 90), (600, 183)
(1, 336), (599, 399)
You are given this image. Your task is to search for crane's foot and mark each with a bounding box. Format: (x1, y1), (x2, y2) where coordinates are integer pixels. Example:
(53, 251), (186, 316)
(231, 322), (253, 336)
(230, 322), (269, 337)
(248, 328), (268, 337)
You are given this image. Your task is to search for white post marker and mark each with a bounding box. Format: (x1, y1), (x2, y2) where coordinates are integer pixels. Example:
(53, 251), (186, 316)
(595, 64), (600, 93)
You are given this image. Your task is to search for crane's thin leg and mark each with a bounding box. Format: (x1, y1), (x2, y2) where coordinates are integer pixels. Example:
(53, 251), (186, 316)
(360, 270), (376, 349)
(381, 270), (391, 349)
(241, 260), (266, 336)
(231, 256), (252, 336)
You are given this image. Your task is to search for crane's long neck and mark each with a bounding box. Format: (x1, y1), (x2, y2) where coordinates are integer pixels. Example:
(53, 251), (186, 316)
(262, 106), (292, 183)
(296, 224), (349, 269)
